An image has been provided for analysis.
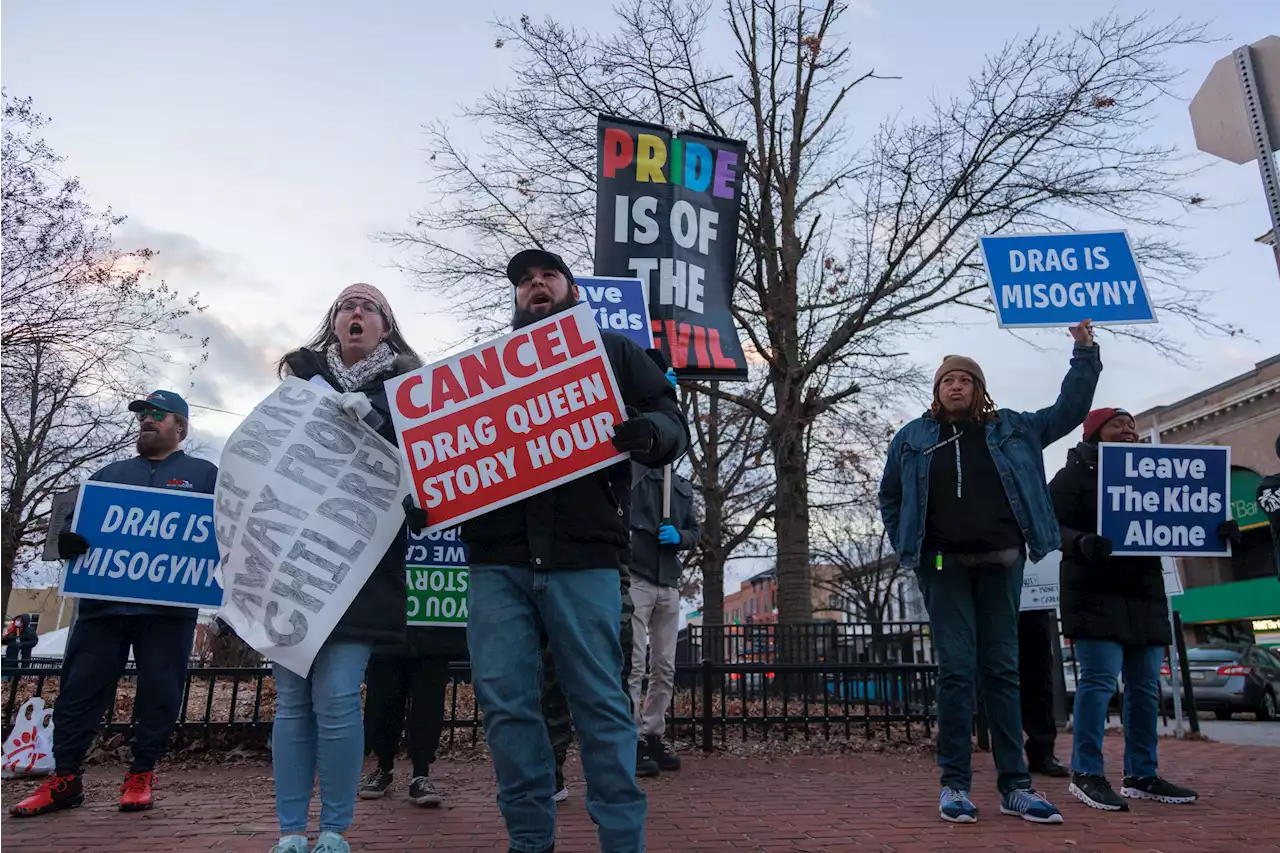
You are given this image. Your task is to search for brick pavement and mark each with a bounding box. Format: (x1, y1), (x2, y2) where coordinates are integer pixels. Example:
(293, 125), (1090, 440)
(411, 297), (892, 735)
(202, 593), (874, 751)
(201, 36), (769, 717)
(2, 739), (1277, 852)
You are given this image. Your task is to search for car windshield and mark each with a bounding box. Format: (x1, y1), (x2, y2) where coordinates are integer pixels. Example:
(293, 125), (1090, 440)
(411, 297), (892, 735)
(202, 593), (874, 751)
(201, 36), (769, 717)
(1186, 647), (1240, 663)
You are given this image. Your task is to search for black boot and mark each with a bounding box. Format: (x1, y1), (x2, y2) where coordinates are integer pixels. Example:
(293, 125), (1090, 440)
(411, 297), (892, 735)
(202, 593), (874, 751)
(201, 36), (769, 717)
(645, 735), (681, 771)
(635, 739), (660, 777)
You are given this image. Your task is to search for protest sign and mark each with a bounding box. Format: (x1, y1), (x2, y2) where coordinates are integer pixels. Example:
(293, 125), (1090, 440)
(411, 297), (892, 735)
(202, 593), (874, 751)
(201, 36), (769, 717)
(215, 378), (410, 677)
(594, 115), (749, 381)
(405, 527), (468, 627)
(41, 487), (81, 562)
(1020, 551), (1061, 611)
(576, 276), (653, 350)
(59, 482), (222, 609)
(385, 303), (628, 531)
(979, 231), (1156, 328)
(1098, 443), (1231, 558)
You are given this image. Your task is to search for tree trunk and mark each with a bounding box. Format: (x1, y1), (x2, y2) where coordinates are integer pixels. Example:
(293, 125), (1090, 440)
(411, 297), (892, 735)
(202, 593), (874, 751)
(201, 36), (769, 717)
(772, 399), (812, 627)
(1, 510), (22, 617)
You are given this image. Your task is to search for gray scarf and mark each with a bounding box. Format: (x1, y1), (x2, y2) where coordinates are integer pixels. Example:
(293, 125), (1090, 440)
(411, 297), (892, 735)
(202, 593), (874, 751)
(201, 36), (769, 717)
(325, 341), (396, 392)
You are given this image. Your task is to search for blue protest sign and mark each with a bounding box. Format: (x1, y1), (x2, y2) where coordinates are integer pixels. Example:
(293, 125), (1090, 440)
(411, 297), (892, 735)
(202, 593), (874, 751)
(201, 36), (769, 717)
(979, 231), (1156, 328)
(61, 482), (222, 608)
(1097, 443), (1232, 557)
(576, 276), (653, 350)
(405, 527), (468, 627)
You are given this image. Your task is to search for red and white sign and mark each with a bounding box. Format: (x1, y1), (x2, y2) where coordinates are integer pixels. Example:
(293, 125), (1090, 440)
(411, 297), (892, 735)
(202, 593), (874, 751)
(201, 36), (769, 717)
(385, 304), (629, 531)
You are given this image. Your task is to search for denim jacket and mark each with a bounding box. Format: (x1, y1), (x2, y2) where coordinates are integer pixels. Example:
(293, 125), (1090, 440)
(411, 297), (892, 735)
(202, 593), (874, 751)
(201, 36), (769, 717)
(879, 344), (1102, 569)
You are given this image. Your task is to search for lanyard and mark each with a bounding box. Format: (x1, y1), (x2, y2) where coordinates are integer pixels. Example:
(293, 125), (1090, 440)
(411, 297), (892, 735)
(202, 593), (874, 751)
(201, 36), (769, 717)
(924, 426), (964, 498)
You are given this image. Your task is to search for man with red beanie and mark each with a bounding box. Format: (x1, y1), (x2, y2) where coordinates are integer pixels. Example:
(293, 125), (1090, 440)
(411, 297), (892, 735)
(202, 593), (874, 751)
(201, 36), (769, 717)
(879, 322), (1100, 825)
(1052, 407), (1240, 811)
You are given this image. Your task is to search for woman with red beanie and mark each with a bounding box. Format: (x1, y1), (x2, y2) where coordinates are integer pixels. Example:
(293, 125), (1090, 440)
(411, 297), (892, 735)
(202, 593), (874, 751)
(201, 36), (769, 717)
(1051, 407), (1240, 812)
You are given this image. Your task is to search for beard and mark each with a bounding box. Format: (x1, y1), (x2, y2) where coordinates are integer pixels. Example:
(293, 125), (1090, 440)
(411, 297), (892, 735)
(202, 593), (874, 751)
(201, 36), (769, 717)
(512, 292), (578, 330)
(136, 429), (175, 457)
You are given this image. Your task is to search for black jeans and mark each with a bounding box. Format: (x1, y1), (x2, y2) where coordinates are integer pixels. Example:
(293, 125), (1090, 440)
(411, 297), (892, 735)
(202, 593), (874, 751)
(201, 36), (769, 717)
(1018, 609), (1059, 767)
(52, 615), (196, 773)
(914, 553), (1031, 794)
(364, 655), (450, 777)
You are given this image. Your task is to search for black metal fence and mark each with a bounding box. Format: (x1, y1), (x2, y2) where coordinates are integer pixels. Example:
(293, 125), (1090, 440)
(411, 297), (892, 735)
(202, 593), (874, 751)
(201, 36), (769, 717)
(3, 630), (939, 750)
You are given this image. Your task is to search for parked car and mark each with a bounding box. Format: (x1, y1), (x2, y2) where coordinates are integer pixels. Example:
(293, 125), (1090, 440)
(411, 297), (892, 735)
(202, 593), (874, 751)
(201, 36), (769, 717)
(1160, 644), (1280, 721)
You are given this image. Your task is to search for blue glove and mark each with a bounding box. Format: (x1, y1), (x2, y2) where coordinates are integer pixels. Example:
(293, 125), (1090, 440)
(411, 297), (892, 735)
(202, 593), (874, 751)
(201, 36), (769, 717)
(664, 368), (678, 391)
(658, 524), (680, 545)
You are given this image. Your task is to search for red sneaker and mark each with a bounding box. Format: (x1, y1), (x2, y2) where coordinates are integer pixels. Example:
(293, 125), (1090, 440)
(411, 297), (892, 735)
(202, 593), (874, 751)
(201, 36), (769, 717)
(9, 772), (85, 817)
(119, 770), (155, 811)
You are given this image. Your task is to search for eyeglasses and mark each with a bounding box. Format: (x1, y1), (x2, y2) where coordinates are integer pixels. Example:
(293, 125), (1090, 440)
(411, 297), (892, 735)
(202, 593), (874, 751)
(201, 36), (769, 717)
(135, 409), (170, 423)
(336, 299), (383, 315)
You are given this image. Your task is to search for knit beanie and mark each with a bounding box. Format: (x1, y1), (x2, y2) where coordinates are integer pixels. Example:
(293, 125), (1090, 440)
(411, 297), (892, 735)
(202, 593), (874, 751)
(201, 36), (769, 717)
(933, 355), (986, 394)
(1082, 407), (1131, 442)
(331, 283), (398, 333)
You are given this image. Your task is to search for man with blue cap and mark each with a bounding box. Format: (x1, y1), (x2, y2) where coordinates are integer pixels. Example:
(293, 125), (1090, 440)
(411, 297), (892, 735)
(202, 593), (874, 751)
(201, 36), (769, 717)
(11, 390), (217, 818)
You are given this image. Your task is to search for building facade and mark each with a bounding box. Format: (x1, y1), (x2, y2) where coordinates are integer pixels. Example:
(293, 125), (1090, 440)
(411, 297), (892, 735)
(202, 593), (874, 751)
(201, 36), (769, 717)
(1133, 354), (1280, 646)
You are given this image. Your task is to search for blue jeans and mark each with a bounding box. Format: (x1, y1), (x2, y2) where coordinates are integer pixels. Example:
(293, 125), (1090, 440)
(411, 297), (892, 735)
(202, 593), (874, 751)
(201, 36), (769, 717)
(1070, 640), (1162, 779)
(272, 641), (372, 835)
(914, 555), (1031, 794)
(468, 564), (646, 853)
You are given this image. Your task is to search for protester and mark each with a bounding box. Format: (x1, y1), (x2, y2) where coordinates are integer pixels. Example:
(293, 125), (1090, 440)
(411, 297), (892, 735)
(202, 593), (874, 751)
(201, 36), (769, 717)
(10, 391), (217, 817)
(1258, 434), (1280, 578)
(464, 249), (687, 853)
(628, 441), (699, 776)
(3, 613), (39, 667)
(1018, 609), (1068, 777)
(358, 619), (467, 806)
(878, 322), (1101, 825)
(267, 284), (426, 853)
(1052, 407), (1240, 811)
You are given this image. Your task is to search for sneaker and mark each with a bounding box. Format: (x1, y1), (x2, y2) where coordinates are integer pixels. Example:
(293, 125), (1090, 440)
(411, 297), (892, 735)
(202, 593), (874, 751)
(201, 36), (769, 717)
(8, 771), (85, 817)
(635, 740), (660, 778)
(553, 764), (569, 803)
(1000, 789), (1064, 823)
(312, 832), (350, 853)
(270, 837), (309, 853)
(408, 775), (442, 807)
(119, 770), (155, 812)
(1069, 773), (1129, 812)
(939, 786), (978, 823)
(1120, 775), (1198, 804)
(358, 767), (393, 799)
(644, 735), (681, 771)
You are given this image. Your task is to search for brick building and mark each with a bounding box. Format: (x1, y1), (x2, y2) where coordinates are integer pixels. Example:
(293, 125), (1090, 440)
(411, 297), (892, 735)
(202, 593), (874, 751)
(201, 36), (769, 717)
(1133, 354), (1280, 646)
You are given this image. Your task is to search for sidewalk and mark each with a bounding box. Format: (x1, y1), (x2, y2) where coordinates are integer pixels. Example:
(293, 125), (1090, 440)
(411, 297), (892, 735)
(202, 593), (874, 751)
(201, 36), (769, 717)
(2, 739), (1276, 852)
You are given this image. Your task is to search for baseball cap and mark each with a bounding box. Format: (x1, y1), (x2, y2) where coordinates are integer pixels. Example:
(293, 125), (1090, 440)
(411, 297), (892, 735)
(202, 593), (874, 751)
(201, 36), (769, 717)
(128, 390), (190, 419)
(506, 249), (575, 286)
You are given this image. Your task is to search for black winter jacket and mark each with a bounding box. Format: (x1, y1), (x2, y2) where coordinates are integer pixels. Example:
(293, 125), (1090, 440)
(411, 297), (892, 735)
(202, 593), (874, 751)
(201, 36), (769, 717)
(282, 347), (413, 648)
(462, 332), (689, 571)
(629, 462), (699, 588)
(1049, 442), (1171, 647)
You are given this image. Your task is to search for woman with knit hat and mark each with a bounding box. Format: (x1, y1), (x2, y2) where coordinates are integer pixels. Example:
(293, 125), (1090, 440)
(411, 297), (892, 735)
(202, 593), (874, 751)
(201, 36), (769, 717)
(1051, 407), (1239, 812)
(268, 284), (427, 853)
(879, 321), (1100, 825)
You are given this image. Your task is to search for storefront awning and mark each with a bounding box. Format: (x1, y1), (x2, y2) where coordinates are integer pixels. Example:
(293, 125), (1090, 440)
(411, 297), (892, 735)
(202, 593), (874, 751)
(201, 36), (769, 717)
(1171, 576), (1280, 624)
(1230, 468), (1269, 531)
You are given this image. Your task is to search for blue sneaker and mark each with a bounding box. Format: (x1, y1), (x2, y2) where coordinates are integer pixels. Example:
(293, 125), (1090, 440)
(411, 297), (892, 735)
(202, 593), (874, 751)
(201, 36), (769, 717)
(311, 832), (349, 853)
(269, 837), (308, 853)
(939, 787), (978, 823)
(1000, 789), (1064, 823)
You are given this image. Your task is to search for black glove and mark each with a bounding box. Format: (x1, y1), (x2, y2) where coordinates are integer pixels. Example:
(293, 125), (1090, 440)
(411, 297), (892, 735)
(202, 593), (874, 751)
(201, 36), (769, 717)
(58, 532), (91, 560)
(611, 407), (657, 455)
(402, 494), (428, 534)
(1074, 533), (1113, 564)
(1216, 519), (1242, 544)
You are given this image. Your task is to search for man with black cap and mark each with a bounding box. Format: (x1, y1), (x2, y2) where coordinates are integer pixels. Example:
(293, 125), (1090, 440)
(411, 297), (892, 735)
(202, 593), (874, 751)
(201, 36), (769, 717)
(11, 390), (217, 818)
(1259, 434), (1280, 579)
(879, 322), (1099, 825)
(462, 249), (687, 853)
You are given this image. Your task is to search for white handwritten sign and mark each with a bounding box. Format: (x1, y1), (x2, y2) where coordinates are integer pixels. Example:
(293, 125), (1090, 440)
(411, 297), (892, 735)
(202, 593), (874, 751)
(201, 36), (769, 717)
(214, 379), (410, 677)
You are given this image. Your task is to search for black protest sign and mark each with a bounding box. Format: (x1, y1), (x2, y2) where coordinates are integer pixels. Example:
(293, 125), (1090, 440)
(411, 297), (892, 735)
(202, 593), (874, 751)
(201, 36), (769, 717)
(594, 115), (748, 381)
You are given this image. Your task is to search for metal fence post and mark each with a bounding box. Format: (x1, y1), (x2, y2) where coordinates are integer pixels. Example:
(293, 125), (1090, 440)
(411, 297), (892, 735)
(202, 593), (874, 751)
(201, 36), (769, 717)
(1172, 611), (1200, 735)
(700, 656), (714, 753)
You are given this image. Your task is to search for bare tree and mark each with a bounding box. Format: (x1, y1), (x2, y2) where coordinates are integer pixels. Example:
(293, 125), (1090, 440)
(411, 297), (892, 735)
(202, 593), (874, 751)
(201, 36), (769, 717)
(1, 93), (205, 613)
(383, 4), (1229, 630)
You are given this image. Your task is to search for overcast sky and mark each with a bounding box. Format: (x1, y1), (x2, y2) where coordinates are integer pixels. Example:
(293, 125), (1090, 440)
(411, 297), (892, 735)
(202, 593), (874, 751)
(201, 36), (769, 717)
(5, 1), (1278, 596)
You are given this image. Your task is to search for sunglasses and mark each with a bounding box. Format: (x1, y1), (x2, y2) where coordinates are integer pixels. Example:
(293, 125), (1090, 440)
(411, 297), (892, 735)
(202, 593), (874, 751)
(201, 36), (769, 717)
(135, 409), (170, 423)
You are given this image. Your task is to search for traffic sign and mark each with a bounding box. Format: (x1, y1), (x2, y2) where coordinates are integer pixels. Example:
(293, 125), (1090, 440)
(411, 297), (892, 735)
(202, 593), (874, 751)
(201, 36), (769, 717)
(1190, 36), (1280, 165)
